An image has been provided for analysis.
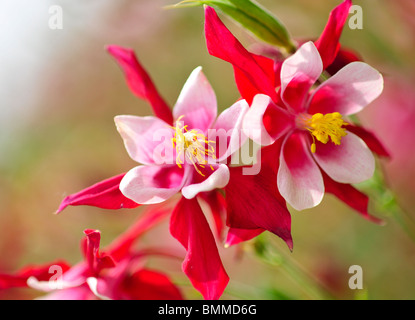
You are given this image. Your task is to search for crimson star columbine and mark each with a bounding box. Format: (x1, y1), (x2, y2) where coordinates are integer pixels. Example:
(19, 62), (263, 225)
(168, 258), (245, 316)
(243, 41), (383, 211)
(115, 65), (248, 204)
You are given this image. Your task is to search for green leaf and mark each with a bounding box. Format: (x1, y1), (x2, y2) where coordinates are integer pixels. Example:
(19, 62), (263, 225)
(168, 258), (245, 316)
(169, 0), (296, 52)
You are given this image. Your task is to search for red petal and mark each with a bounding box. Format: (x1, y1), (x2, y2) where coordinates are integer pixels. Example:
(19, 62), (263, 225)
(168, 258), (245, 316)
(225, 165), (293, 250)
(170, 197), (229, 300)
(0, 260), (70, 290)
(118, 269), (183, 300)
(107, 46), (173, 125)
(82, 229), (115, 275)
(322, 171), (384, 224)
(314, 0), (352, 70)
(225, 228), (264, 247)
(106, 205), (172, 262)
(325, 47), (362, 76)
(56, 173), (140, 214)
(204, 6), (278, 104)
(346, 124), (391, 158)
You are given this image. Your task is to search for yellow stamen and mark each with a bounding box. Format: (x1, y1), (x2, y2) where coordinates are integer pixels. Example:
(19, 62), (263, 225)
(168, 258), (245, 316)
(171, 116), (216, 176)
(300, 112), (348, 153)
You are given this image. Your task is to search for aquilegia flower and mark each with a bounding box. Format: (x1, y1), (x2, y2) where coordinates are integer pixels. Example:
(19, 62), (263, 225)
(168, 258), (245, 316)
(204, 5), (388, 223)
(57, 45), (249, 299)
(1, 208), (183, 300)
(115, 65), (248, 204)
(243, 41), (384, 211)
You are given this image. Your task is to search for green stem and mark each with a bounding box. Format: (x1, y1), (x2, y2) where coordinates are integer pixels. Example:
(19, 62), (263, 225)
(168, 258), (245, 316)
(253, 235), (336, 300)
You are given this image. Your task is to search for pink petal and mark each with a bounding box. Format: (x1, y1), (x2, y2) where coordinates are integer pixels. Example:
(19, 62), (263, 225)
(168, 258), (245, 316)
(308, 62), (384, 115)
(210, 99), (249, 161)
(181, 164), (230, 200)
(0, 261), (71, 290)
(278, 131), (324, 211)
(39, 284), (95, 300)
(225, 228), (264, 248)
(314, 0), (352, 70)
(56, 173), (139, 214)
(114, 115), (174, 165)
(346, 124), (390, 158)
(120, 165), (187, 205)
(243, 94), (294, 146)
(106, 45), (173, 125)
(204, 6), (278, 104)
(322, 171), (384, 225)
(172, 67), (217, 132)
(170, 197), (229, 300)
(280, 41), (323, 112)
(225, 165), (293, 250)
(312, 131), (375, 184)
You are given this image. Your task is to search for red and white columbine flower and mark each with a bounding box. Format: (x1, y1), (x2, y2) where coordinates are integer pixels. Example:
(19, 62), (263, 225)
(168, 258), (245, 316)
(115, 65), (248, 204)
(1, 208), (183, 300)
(243, 41), (383, 211)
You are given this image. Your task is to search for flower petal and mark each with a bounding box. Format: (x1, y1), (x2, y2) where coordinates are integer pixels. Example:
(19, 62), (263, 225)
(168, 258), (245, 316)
(322, 171), (384, 225)
(278, 131), (324, 211)
(225, 165), (293, 250)
(0, 261), (71, 290)
(106, 206), (171, 262)
(211, 99), (249, 161)
(170, 197), (229, 300)
(198, 190), (227, 241)
(56, 173), (139, 214)
(181, 164), (230, 200)
(280, 41), (323, 112)
(107, 45), (173, 125)
(308, 62), (384, 115)
(120, 165), (187, 205)
(314, 0), (352, 70)
(116, 269), (183, 300)
(114, 115), (174, 165)
(243, 94), (294, 146)
(204, 6), (278, 104)
(312, 131), (375, 184)
(346, 124), (390, 158)
(225, 228), (265, 248)
(172, 67), (217, 132)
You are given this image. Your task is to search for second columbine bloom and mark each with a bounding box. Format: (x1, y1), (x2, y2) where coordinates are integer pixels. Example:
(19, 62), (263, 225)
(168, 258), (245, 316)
(243, 41), (383, 211)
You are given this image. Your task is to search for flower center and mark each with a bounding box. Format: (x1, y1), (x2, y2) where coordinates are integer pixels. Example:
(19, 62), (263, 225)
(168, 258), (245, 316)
(297, 112), (348, 153)
(171, 116), (216, 176)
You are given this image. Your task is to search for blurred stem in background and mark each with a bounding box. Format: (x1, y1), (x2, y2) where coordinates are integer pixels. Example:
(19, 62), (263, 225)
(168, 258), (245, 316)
(252, 234), (336, 300)
(360, 162), (415, 244)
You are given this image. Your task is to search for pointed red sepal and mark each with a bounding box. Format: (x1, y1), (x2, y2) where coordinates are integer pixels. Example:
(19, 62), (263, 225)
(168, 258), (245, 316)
(107, 45), (174, 125)
(204, 6), (278, 104)
(347, 124), (391, 158)
(170, 197), (229, 300)
(314, 0), (352, 70)
(56, 173), (139, 214)
(322, 171), (384, 225)
(225, 165), (293, 251)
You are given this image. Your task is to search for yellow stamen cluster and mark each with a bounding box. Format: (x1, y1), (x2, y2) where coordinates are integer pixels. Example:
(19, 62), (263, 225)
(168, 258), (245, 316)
(303, 112), (348, 153)
(171, 116), (216, 176)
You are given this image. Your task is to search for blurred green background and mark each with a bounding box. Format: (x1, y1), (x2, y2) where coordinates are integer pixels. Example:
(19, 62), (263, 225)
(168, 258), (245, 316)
(1, 0), (414, 300)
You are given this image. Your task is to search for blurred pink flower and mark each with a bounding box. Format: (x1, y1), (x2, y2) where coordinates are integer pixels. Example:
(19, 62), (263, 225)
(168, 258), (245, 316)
(3, 207), (183, 300)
